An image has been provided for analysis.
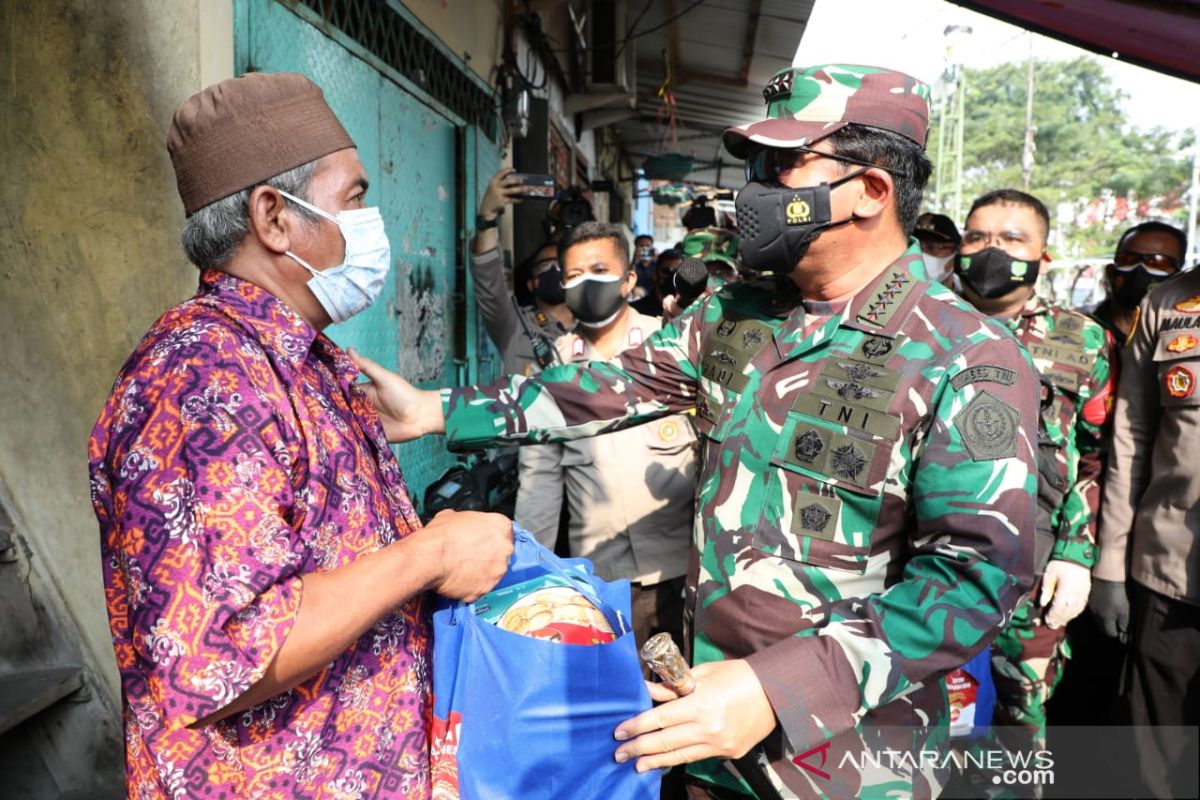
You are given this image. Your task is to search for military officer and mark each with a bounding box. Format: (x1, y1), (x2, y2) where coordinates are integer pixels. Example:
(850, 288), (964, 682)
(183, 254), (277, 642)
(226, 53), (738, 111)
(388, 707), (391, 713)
(1091, 246), (1200, 799)
(354, 65), (1040, 799)
(954, 189), (1115, 752)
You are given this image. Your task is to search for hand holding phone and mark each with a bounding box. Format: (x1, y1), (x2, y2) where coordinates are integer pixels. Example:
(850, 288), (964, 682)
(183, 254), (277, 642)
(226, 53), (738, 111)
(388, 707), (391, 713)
(509, 173), (556, 199)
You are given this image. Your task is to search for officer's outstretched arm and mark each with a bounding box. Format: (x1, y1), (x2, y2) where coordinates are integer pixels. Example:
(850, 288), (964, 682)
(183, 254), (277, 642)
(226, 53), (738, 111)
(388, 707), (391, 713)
(441, 308), (704, 451)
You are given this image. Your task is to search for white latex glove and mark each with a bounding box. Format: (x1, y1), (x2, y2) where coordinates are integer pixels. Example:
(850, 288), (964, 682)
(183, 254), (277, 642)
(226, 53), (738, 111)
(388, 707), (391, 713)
(1039, 559), (1092, 629)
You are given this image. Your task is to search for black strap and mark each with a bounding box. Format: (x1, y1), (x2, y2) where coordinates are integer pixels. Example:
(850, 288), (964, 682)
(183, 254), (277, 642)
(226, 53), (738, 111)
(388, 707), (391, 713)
(512, 297), (560, 370)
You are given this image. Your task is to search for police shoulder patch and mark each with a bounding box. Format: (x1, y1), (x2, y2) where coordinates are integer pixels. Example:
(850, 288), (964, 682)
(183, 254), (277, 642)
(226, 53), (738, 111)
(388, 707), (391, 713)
(1165, 364), (1195, 398)
(954, 390), (1021, 461)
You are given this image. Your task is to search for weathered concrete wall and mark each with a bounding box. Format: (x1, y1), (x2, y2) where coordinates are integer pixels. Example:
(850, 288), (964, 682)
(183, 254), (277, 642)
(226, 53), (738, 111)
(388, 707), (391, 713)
(0, 0), (233, 710)
(403, 0), (505, 85)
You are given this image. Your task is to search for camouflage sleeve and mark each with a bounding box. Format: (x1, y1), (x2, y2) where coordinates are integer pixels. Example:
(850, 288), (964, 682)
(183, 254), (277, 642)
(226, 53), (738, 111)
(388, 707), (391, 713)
(441, 307), (704, 450)
(1051, 325), (1115, 568)
(744, 334), (1038, 748)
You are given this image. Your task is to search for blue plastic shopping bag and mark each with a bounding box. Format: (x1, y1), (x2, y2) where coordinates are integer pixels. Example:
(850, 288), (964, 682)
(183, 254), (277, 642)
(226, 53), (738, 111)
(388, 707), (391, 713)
(430, 526), (660, 799)
(947, 646), (996, 740)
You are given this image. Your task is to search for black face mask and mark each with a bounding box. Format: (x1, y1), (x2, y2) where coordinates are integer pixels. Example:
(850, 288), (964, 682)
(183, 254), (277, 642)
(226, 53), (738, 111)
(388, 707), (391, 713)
(1110, 264), (1165, 310)
(956, 247), (1040, 299)
(533, 267), (566, 305)
(564, 275), (627, 328)
(734, 170), (864, 272)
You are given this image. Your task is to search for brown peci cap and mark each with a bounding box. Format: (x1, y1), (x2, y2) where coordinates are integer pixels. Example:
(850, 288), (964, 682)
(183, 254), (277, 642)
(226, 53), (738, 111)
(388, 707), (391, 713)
(168, 72), (355, 215)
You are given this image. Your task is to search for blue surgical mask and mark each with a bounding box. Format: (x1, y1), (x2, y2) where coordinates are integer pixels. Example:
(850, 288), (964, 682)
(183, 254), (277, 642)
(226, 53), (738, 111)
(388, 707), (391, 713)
(279, 190), (392, 324)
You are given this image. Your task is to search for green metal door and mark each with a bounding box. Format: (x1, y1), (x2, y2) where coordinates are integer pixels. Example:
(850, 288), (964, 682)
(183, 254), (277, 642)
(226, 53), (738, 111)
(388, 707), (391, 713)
(235, 0), (487, 505)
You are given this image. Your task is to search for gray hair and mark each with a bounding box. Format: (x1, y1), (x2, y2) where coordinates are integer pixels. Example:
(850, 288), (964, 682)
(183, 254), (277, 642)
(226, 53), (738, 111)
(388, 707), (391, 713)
(180, 159), (320, 268)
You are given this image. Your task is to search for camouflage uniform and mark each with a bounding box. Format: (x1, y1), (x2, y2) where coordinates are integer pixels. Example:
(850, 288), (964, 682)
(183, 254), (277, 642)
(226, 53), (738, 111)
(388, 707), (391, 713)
(989, 298), (1114, 744)
(441, 243), (1039, 797)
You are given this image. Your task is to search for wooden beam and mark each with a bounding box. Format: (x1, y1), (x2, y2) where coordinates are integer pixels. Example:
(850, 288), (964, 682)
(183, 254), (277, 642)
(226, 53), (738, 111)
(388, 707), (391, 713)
(740, 0), (762, 85)
(667, 0), (682, 84)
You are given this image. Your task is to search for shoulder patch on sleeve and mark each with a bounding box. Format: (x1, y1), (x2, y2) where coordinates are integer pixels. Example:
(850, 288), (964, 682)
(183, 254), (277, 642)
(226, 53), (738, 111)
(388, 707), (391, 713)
(955, 390), (1020, 461)
(949, 364), (1018, 391)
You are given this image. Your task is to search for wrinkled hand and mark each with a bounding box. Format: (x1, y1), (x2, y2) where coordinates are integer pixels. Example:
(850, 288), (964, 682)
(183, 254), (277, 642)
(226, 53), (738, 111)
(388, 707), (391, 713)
(1088, 577), (1130, 643)
(421, 510), (514, 602)
(1039, 559), (1092, 629)
(349, 348), (445, 442)
(479, 167), (525, 219)
(613, 659), (776, 773)
(661, 294), (685, 320)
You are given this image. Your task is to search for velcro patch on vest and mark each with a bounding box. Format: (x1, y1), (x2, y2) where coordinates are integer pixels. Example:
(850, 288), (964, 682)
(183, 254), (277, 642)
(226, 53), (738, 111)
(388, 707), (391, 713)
(711, 318), (772, 354)
(790, 492), (842, 541)
(950, 364), (1019, 392)
(853, 334), (902, 362)
(791, 393), (902, 441)
(700, 346), (751, 393)
(822, 358), (902, 392)
(812, 376), (896, 413)
(1028, 342), (1092, 369)
(954, 390), (1021, 461)
(790, 426), (872, 478)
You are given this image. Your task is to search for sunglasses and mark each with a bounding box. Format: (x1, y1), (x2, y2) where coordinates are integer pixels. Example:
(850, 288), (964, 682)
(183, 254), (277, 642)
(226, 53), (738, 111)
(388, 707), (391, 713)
(743, 146), (906, 184)
(1114, 249), (1179, 274)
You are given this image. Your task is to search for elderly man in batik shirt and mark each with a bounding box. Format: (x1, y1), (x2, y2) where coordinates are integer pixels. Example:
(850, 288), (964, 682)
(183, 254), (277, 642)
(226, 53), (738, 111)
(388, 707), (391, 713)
(88, 72), (512, 799)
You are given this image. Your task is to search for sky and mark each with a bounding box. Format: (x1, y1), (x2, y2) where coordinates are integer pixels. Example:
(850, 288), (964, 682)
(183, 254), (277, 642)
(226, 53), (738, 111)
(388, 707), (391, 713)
(796, 0), (1200, 135)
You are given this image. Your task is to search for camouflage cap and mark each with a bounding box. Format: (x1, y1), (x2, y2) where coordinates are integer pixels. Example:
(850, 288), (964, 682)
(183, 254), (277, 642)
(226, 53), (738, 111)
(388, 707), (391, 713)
(681, 227), (738, 262)
(723, 64), (931, 159)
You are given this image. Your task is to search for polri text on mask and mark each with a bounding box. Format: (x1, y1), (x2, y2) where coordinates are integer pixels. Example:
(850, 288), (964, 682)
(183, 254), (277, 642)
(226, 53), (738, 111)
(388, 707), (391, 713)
(735, 167), (867, 272)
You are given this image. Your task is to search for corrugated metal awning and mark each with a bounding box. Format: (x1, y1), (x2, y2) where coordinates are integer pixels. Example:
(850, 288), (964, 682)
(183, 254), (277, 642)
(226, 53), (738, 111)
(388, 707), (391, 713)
(616, 0), (815, 189)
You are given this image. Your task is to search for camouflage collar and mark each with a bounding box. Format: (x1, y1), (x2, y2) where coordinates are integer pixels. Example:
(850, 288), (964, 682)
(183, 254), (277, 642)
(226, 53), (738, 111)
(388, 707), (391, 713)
(1019, 295), (1050, 318)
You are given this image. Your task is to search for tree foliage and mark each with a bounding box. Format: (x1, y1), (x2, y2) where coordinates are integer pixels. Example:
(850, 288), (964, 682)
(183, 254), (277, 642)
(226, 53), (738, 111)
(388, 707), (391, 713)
(927, 56), (1193, 256)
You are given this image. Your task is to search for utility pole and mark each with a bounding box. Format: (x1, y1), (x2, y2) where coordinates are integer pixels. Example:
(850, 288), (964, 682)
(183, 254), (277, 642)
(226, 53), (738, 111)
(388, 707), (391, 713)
(936, 25), (972, 221)
(934, 80), (949, 211)
(1188, 126), (1199, 268)
(1021, 33), (1036, 191)
(954, 65), (966, 222)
